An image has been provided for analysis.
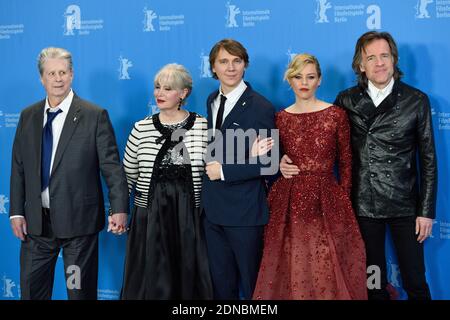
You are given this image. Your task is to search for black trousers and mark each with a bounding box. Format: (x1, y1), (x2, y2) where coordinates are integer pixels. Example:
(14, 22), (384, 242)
(20, 209), (99, 300)
(357, 216), (431, 300)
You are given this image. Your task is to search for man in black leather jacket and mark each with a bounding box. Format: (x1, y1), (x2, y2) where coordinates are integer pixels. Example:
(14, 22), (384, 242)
(280, 31), (437, 300)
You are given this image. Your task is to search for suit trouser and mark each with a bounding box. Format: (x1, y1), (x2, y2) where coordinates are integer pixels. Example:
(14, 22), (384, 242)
(357, 216), (431, 300)
(202, 215), (264, 300)
(20, 209), (99, 300)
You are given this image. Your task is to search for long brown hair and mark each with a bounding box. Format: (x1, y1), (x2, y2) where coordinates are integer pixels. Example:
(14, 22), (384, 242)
(352, 31), (403, 88)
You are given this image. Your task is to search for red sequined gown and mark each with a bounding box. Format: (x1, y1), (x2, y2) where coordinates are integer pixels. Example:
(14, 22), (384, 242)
(253, 106), (367, 300)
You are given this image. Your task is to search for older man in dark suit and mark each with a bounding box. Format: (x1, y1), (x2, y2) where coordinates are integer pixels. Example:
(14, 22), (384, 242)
(9, 47), (129, 300)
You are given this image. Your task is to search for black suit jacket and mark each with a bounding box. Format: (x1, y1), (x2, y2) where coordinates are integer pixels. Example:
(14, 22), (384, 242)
(10, 94), (129, 238)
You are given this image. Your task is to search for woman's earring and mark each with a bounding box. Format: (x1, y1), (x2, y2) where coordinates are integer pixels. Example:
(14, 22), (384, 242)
(178, 98), (182, 110)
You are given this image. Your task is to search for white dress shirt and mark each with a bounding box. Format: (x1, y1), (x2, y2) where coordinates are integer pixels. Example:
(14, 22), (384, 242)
(212, 80), (247, 129)
(211, 80), (247, 181)
(41, 90), (73, 208)
(367, 77), (394, 107)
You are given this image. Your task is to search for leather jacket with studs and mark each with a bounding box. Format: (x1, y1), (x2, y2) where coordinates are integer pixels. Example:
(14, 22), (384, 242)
(334, 80), (437, 219)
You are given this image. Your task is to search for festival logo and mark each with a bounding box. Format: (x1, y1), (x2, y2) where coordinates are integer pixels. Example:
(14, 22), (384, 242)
(0, 194), (9, 214)
(315, 1), (381, 30)
(148, 101), (159, 115)
(118, 56), (133, 80)
(224, 1), (270, 28)
(415, 0), (433, 19)
(143, 6), (185, 32)
(315, 0), (332, 23)
(286, 49), (298, 64)
(63, 5), (81, 36)
(0, 24), (24, 40)
(387, 259), (402, 288)
(199, 51), (212, 78)
(62, 5), (103, 36)
(225, 2), (241, 28)
(2, 275), (17, 298)
(143, 7), (158, 31)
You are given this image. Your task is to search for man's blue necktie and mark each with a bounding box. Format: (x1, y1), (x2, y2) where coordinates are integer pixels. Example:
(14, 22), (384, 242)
(41, 109), (62, 191)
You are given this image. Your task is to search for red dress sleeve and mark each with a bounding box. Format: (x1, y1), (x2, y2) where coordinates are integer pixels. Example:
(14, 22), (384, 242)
(336, 108), (352, 195)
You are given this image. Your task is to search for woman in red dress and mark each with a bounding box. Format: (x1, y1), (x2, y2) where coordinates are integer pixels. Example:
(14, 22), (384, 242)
(253, 54), (367, 300)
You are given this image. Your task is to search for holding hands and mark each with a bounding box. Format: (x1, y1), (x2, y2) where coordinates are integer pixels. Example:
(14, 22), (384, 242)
(107, 213), (128, 235)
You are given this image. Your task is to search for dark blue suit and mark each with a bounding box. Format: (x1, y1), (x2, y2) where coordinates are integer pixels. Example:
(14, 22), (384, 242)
(201, 82), (275, 299)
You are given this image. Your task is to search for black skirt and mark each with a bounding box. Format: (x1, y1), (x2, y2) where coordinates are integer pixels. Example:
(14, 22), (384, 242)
(121, 165), (213, 299)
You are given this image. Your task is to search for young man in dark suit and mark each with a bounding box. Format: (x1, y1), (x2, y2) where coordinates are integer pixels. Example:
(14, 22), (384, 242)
(201, 39), (276, 299)
(9, 47), (129, 300)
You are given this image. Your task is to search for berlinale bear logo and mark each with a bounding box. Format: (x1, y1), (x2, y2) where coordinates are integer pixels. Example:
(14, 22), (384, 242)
(315, 0), (332, 23)
(415, 0), (433, 19)
(118, 56), (133, 80)
(225, 2), (240, 28)
(143, 7), (158, 32)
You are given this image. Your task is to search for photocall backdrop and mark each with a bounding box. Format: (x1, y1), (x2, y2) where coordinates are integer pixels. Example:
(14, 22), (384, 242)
(1, 0), (449, 300)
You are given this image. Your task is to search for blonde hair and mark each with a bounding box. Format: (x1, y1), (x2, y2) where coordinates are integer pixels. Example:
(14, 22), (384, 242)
(154, 63), (193, 106)
(284, 53), (322, 81)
